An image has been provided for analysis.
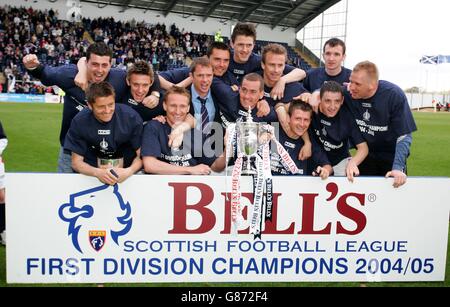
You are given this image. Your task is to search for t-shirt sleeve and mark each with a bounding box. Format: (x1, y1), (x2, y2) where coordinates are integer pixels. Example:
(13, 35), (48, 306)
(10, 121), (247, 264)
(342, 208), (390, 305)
(280, 82), (307, 103)
(129, 114), (144, 151)
(141, 121), (162, 157)
(211, 78), (239, 121)
(38, 65), (77, 88)
(63, 117), (87, 156)
(389, 89), (418, 137)
(343, 106), (365, 146)
(150, 72), (162, 93)
(159, 67), (190, 84)
(302, 69), (314, 92)
(283, 64), (295, 75)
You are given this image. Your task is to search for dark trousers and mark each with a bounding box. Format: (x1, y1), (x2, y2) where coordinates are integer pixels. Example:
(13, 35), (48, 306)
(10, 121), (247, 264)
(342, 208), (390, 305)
(359, 155), (408, 176)
(359, 155), (393, 176)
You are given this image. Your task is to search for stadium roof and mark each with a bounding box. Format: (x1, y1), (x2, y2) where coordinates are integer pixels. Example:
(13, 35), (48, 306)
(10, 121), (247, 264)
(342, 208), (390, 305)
(80, 0), (341, 32)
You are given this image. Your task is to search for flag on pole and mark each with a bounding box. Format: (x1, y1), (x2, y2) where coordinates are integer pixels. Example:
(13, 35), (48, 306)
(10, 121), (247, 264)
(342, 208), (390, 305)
(420, 55), (450, 64)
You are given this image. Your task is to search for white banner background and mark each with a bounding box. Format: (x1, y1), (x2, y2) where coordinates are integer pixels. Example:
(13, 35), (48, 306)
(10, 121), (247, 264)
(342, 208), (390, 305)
(6, 173), (450, 283)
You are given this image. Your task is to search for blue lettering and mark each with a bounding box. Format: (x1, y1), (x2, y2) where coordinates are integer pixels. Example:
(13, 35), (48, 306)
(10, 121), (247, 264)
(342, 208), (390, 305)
(26, 258), (40, 275)
(65, 258), (79, 275)
(104, 258), (118, 275)
(49, 258), (63, 275)
(148, 258), (162, 275)
(123, 240), (134, 252)
(212, 258), (227, 274)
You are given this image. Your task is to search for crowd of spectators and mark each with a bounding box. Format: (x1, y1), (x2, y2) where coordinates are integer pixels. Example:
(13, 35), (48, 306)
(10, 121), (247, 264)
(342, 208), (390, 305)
(0, 4), (305, 94)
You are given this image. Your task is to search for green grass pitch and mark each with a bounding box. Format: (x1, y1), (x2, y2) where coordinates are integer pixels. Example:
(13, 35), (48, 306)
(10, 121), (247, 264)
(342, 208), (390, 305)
(0, 102), (449, 287)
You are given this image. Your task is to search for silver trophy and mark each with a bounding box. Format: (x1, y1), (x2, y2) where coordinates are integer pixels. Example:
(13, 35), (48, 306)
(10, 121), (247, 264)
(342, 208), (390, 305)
(237, 107), (260, 175)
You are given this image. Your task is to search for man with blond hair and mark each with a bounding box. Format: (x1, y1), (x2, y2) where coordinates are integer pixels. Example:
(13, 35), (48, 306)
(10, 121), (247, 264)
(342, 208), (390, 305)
(346, 61), (417, 188)
(141, 86), (225, 175)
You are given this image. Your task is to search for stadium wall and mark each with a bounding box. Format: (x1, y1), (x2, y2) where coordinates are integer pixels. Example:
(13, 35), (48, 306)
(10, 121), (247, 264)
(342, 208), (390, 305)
(1, 0), (297, 46)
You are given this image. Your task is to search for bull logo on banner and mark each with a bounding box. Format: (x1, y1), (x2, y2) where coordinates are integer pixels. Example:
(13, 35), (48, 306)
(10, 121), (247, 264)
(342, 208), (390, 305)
(58, 184), (132, 253)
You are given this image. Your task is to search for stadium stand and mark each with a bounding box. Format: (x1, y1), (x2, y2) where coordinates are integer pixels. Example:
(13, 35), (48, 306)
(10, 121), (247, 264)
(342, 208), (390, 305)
(0, 5), (310, 94)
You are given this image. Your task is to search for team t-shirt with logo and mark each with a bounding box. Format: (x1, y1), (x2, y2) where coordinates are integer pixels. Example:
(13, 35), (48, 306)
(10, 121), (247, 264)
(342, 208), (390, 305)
(270, 129), (330, 176)
(229, 52), (262, 84)
(141, 121), (217, 168)
(310, 105), (365, 166)
(344, 80), (417, 161)
(303, 67), (352, 92)
(64, 104), (143, 168)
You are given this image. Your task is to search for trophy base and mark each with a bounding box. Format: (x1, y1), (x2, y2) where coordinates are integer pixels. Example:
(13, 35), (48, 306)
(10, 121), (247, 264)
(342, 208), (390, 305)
(241, 156), (256, 176)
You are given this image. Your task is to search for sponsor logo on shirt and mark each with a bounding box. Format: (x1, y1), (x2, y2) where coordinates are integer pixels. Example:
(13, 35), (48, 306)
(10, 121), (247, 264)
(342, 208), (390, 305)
(320, 119), (331, 127)
(100, 138), (109, 150)
(128, 98), (138, 106)
(98, 130), (111, 135)
(233, 69), (245, 76)
(363, 110), (371, 121)
(283, 141), (295, 149)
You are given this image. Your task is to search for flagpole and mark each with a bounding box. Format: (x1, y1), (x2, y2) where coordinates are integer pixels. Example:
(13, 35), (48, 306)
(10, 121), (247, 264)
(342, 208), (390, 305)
(436, 58), (440, 93)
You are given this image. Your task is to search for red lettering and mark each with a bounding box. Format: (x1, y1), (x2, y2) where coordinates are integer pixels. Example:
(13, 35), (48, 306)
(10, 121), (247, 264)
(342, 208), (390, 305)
(168, 183), (215, 234)
(336, 193), (367, 235)
(298, 193), (332, 235)
(262, 193), (294, 234)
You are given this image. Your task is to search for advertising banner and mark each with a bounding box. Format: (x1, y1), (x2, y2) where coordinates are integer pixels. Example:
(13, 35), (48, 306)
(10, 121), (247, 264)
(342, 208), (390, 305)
(6, 173), (450, 283)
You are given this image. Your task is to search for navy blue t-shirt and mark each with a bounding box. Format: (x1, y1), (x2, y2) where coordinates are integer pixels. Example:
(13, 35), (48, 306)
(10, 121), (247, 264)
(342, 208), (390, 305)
(229, 52), (296, 85)
(141, 121), (216, 167)
(210, 77), (240, 125)
(121, 74), (163, 122)
(229, 52), (262, 84)
(270, 129), (330, 176)
(236, 103), (278, 124)
(259, 74), (307, 106)
(159, 67), (190, 84)
(303, 67), (352, 92)
(219, 70), (240, 87)
(64, 104), (143, 168)
(30, 65), (128, 146)
(310, 105), (365, 166)
(122, 90), (164, 122)
(211, 78), (279, 128)
(344, 80), (417, 161)
(160, 66), (239, 88)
